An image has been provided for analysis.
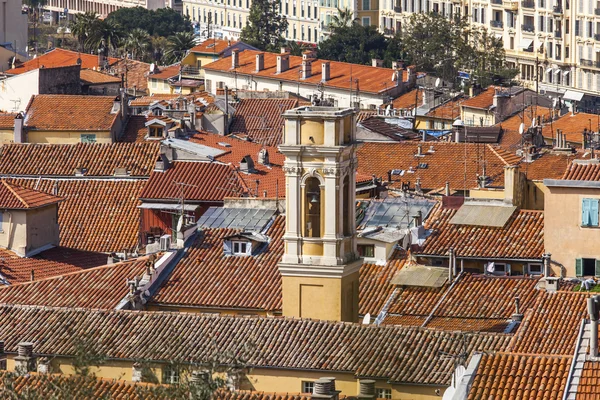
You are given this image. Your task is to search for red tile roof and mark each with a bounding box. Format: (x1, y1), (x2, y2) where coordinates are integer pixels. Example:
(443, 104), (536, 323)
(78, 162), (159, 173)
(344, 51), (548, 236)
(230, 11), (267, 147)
(0, 113), (17, 129)
(0, 257), (149, 309)
(425, 96), (464, 120)
(203, 50), (409, 95)
(24, 95), (119, 131)
(140, 161), (245, 202)
(129, 92), (214, 107)
(523, 151), (583, 181)
(229, 98), (298, 147)
(9, 178), (146, 253)
(0, 180), (62, 209)
(119, 115), (148, 142)
(0, 142), (160, 177)
(390, 88), (423, 110)
(150, 216), (284, 311)
(357, 142), (521, 192)
(34, 246), (110, 269)
(497, 106), (553, 150)
(359, 249), (408, 316)
(461, 86), (497, 110)
(508, 291), (591, 355)
(541, 112), (598, 144)
(467, 353), (571, 400)
(0, 304), (511, 385)
(111, 58), (151, 93)
(148, 64), (180, 81)
(577, 362), (600, 400)
(562, 162), (600, 181)
(190, 39), (237, 55)
(79, 69), (121, 84)
(384, 285), (447, 328)
(419, 208), (544, 259)
(5, 48), (118, 75)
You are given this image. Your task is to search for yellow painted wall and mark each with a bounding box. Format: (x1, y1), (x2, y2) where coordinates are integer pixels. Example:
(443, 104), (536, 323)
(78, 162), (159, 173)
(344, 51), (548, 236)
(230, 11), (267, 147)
(525, 180), (547, 210)
(461, 107), (494, 127)
(0, 130), (13, 144)
(27, 130), (112, 144)
(182, 52), (219, 69)
(469, 188), (505, 200)
(300, 120), (325, 145)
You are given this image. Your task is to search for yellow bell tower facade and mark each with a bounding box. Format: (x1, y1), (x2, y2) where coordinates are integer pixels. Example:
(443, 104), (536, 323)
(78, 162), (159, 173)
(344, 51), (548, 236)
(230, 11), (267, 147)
(279, 106), (361, 322)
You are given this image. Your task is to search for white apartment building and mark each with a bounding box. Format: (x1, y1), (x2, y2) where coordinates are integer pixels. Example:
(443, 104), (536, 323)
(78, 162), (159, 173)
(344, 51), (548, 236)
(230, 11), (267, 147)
(380, 0), (600, 110)
(43, 0), (174, 19)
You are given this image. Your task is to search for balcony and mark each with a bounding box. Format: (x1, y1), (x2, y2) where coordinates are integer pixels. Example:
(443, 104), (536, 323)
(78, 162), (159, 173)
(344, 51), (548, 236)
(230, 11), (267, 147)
(180, 65), (203, 78)
(580, 59), (600, 68)
(502, 0), (519, 10)
(393, 5), (401, 12)
(521, 0), (535, 7)
(554, 30), (562, 38)
(553, 5), (562, 13)
(522, 24), (535, 33)
(490, 20), (504, 28)
(383, 27), (396, 36)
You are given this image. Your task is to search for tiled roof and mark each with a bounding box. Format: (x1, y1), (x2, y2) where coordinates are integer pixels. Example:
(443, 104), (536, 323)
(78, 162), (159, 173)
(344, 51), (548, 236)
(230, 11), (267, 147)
(120, 115), (148, 142)
(218, 392), (314, 400)
(9, 178), (146, 253)
(359, 117), (421, 141)
(140, 161), (245, 202)
(0, 304), (511, 385)
(5, 48), (118, 75)
(562, 162), (600, 181)
(24, 95), (119, 131)
(0, 142), (160, 177)
(508, 291), (591, 356)
(148, 64), (180, 81)
(34, 246), (109, 269)
(0, 180), (62, 209)
(390, 88), (423, 110)
(0, 113), (17, 129)
(461, 86), (497, 110)
(0, 257), (148, 309)
(425, 96), (464, 120)
(418, 208), (544, 259)
(129, 92), (215, 107)
(111, 58), (151, 93)
(467, 353), (571, 400)
(524, 151), (582, 181)
(356, 110), (377, 123)
(359, 249), (408, 316)
(577, 362), (600, 400)
(203, 50), (409, 95)
(497, 106), (552, 150)
(541, 112), (597, 144)
(356, 142), (520, 192)
(190, 132), (286, 198)
(190, 38), (237, 54)
(384, 284), (447, 328)
(79, 69), (121, 84)
(150, 216), (284, 311)
(229, 99), (298, 147)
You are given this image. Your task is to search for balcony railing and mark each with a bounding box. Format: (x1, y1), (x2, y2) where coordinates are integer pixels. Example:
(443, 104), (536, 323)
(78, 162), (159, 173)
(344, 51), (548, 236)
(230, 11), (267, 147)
(180, 65), (202, 77)
(581, 59), (600, 68)
(393, 5), (401, 12)
(502, 0), (519, 9)
(521, 0), (535, 7)
(384, 27), (396, 35)
(490, 20), (503, 28)
(522, 24), (535, 33)
(554, 30), (562, 38)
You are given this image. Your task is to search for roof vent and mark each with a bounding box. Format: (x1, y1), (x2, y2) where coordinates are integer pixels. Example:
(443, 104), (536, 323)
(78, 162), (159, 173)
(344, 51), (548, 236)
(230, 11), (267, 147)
(240, 155), (255, 173)
(418, 162), (428, 169)
(17, 342), (33, 358)
(258, 148), (269, 165)
(358, 379), (376, 399)
(428, 145), (435, 153)
(74, 167), (86, 176)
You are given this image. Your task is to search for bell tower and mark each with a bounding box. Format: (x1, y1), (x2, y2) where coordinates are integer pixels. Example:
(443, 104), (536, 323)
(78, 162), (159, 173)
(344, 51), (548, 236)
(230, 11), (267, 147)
(279, 106), (361, 322)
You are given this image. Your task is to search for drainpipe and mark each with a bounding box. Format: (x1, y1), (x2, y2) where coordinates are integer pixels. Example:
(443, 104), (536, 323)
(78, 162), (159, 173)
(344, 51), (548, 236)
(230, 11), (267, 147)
(588, 296), (599, 358)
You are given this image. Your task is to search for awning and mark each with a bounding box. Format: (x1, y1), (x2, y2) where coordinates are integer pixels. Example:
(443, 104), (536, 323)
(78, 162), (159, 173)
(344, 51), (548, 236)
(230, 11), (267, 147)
(563, 90), (584, 101)
(138, 203), (198, 211)
(519, 39), (533, 49)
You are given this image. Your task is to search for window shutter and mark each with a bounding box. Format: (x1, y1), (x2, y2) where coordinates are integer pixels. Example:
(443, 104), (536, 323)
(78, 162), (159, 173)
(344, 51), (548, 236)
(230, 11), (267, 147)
(592, 199), (599, 226)
(583, 199), (591, 226)
(223, 240), (232, 255)
(576, 258), (583, 277)
(595, 259), (600, 277)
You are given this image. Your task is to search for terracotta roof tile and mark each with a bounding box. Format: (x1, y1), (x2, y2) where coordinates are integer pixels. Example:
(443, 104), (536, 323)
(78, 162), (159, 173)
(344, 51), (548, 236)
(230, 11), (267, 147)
(541, 111), (598, 144)
(5, 48), (118, 75)
(203, 50), (409, 95)
(0, 304), (511, 385)
(119, 115), (148, 142)
(359, 117), (421, 141)
(229, 98), (298, 147)
(151, 216), (284, 311)
(359, 249), (408, 316)
(24, 95), (119, 131)
(79, 69), (121, 84)
(356, 110), (377, 123)
(357, 142), (520, 192)
(0, 257), (149, 309)
(577, 362), (600, 399)
(562, 162), (600, 181)
(426, 318), (512, 332)
(0, 142), (160, 177)
(524, 151), (581, 181)
(9, 178), (146, 253)
(497, 106), (553, 150)
(111, 58), (151, 93)
(190, 39), (237, 55)
(148, 64), (180, 81)
(461, 86), (497, 110)
(140, 161), (246, 201)
(0, 113), (17, 129)
(508, 291), (591, 355)
(383, 283), (448, 327)
(0, 180), (62, 209)
(467, 353), (571, 400)
(419, 208), (544, 259)
(129, 92), (215, 107)
(390, 88), (423, 110)
(425, 96), (464, 120)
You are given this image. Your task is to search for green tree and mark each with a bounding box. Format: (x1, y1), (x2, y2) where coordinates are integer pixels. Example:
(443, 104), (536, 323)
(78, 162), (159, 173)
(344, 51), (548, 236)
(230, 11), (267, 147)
(151, 35), (170, 63)
(86, 19), (123, 55)
(107, 7), (193, 38)
(164, 31), (196, 64)
(329, 7), (358, 31)
(125, 28), (150, 61)
(240, 0), (288, 52)
(286, 41), (311, 56)
(317, 25), (388, 65)
(69, 11), (100, 52)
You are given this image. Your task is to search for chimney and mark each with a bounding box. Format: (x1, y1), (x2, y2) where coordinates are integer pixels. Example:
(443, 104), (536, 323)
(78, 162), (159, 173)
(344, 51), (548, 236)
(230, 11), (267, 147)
(231, 49), (239, 69)
(543, 253), (552, 277)
(276, 54), (290, 74)
(448, 247), (455, 281)
(14, 342), (36, 376)
(588, 296), (600, 358)
(417, 143), (422, 156)
(415, 177), (422, 194)
(406, 65), (416, 86)
(511, 296), (523, 322)
(132, 362), (143, 382)
(155, 154), (170, 172)
(258, 148), (269, 165)
(387, 170), (392, 184)
(13, 113), (24, 143)
(503, 165), (521, 206)
(120, 88), (128, 120)
(358, 379), (376, 399)
(190, 370), (210, 385)
(391, 60), (404, 70)
(281, 46), (290, 54)
(37, 357), (50, 374)
(30, 269), (34, 282)
(302, 59), (312, 79)
(321, 62), (330, 82)
(413, 210), (423, 226)
(256, 52), (264, 72)
(311, 378), (339, 400)
(445, 181), (450, 196)
(240, 155), (255, 173)
(371, 58), (383, 68)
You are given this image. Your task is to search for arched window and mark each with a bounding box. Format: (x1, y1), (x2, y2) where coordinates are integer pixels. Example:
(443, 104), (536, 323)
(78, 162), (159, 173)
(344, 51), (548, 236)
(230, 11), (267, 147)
(343, 175), (351, 236)
(304, 177), (321, 237)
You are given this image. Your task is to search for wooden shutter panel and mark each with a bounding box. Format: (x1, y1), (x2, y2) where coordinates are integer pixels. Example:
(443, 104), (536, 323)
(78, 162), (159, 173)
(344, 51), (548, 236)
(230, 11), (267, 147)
(576, 258), (583, 277)
(592, 199), (599, 226)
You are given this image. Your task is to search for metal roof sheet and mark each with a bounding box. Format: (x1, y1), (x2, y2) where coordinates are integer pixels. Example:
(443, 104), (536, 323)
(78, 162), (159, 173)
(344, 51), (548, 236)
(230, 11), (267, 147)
(450, 203), (517, 227)
(197, 207), (276, 230)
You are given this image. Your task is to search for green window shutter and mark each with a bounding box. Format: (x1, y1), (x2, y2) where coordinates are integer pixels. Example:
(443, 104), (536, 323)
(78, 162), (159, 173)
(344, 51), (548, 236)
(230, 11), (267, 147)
(576, 258), (583, 277)
(592, 199), (599, 227)
(583, 199), (591, 226)
(596, 259), (600, 277)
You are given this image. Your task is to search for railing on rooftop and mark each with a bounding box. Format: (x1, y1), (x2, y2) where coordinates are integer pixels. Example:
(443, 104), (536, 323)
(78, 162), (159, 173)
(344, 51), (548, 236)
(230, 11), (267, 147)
(490, 20), (503, 28)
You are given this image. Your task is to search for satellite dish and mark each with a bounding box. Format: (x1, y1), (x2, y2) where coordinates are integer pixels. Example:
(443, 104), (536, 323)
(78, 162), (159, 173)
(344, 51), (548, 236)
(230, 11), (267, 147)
(519, 122), (525, 135)
(435, 77), (441, 88)
(442, 387), (456, 400)
(362, 313), (371, 325)
(149, 63), (156, 73)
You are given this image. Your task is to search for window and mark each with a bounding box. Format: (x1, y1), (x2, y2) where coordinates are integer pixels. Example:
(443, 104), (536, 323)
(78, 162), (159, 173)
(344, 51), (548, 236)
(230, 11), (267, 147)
(304, 177), (321, 237)
(148, 126), (164, 138)
(302, 381), (314, 393)
(528, 263), (543, 275)
(162, 365), (179, 384)
(358, 244), (375, 258)
(582, 198), (599, 227)
(376, 389), (392, 399)
(362, 0), (370, 10)
(487, 262), (510, 276)
(362, 16), (370, 26)
(232, 241), (249, 255)
(80, 134), (96, 143)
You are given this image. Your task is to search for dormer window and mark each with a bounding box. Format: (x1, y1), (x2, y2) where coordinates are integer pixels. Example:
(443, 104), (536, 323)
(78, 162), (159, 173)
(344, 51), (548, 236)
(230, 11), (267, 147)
(224, 231), (269, 256)
(232, 240), (250, 255)
(149, 126), (164, 138)
(151, 107), (163, 116)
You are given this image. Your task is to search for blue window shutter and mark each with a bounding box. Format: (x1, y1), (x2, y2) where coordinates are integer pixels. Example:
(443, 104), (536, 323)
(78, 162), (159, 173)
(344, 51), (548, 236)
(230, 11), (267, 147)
(576, 258), (583, 277)
(591, 199), (599, 226)
(583, 199), (591, 226)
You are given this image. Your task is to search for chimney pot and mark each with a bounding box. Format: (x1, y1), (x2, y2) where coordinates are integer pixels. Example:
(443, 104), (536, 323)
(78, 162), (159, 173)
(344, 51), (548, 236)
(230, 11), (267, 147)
(358, 379), (376, 399)
(277, 54), (290, 74)
(371, 58), (383, 68)
(13, 113), (24, 143)
(445, 181), (450, 196)
(417, 143), (422, 156)
(313, 378), (333, 395)
(281, 46), (290, 54)
(255, 52), (265, 72)
(321, 62), (330, 82)
(302, 60), (312, 79)
(17, 342), (33, 358)
(231, 50), (240, 69)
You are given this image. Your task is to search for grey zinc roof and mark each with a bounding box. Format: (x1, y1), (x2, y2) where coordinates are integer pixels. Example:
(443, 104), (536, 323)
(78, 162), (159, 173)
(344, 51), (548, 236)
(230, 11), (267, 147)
(197, 206), (276, 230)
(358, 198), (436, 229)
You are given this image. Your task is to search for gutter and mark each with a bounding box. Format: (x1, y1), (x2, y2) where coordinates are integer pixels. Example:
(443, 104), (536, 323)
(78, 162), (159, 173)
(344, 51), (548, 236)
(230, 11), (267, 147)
(544, 179), (600, 189)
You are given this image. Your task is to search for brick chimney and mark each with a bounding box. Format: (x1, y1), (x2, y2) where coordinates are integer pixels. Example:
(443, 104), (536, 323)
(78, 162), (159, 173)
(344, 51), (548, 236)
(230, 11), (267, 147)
(231, 49), (240, 69)
(277, 53), (290, 74)
(13, 113), (24, 143)
(321, 62), (330, 81)
(256, 52), (264, 72)
(14, 342), (36, 376)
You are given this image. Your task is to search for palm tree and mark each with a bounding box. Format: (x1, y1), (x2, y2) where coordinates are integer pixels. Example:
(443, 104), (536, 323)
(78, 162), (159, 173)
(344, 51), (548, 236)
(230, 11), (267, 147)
(124, 28), (150, 61)
(287, 41), (310, 56)
(70, 11), (99, 52)
(164, 31), (196, 64)
(86, 19), (123, 56)
(150, 36), (169, 63)
(329, 8), (358, 30)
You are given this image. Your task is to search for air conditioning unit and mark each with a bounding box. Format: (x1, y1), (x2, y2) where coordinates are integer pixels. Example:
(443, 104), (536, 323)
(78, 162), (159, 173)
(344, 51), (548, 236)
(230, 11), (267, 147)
(159, 234), (172, 251)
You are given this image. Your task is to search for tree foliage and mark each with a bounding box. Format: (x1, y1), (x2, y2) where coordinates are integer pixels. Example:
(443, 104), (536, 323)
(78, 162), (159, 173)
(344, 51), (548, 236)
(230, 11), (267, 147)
(317, 25), (388, 65)
(69, 11), (100, 52)
(124, 28), (151, 61)
(164, 31), (197, 64)
(240, 0), (288, 52)
(329, 8), (358, 31)
(106, 7), (193, 38)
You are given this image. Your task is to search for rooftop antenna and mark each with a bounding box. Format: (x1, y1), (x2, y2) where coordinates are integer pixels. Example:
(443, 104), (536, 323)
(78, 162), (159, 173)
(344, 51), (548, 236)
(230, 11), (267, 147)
(172, 180), (198, 230)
